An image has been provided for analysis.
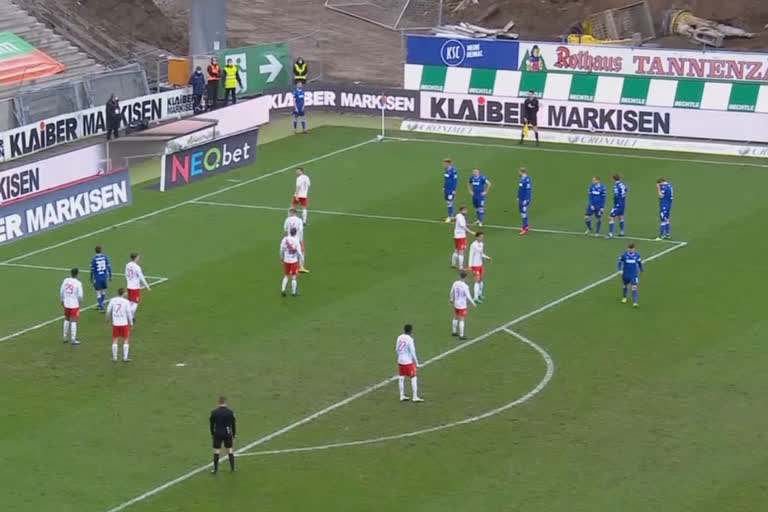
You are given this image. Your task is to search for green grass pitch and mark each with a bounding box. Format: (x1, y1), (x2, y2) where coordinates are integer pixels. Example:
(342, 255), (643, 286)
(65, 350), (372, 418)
(2, 126), (768, 512)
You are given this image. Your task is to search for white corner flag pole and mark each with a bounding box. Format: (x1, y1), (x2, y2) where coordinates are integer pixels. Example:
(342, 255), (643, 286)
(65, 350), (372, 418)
(379, 92), (387, 140)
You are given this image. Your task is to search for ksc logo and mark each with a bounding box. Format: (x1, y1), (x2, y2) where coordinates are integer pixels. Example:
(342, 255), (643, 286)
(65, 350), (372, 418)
(440, 39), (466, 67)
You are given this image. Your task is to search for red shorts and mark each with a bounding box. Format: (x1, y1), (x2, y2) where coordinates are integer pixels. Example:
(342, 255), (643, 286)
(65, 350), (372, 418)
(112, 325), (131, 339)
(470, 265), (484, 279)
(398, 362), (417, 377)
(292, 196), (308, 207)
(127, 288), (141, 303)
(284, 261), (299, 275)
(454, 308), (468, 317)
(64, 307), (80, 320)
(454, 237), (467, 251)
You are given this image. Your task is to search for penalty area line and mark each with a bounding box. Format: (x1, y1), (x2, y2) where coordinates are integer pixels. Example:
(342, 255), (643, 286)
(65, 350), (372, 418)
(102, 240), (687, 512)
(0, 261), (166, 281)
(191, 200), (683, 245)
(237, 327), (554, 458)
(0, 276), (169, 344)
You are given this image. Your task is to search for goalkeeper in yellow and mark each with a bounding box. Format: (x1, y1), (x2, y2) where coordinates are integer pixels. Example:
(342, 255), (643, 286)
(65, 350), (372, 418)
(520, 91), (540, 146)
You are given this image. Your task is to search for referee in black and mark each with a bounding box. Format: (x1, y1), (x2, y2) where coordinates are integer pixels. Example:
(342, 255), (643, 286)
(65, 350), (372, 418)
(209, 396), (236, 474)
(520, 90), (540, 146)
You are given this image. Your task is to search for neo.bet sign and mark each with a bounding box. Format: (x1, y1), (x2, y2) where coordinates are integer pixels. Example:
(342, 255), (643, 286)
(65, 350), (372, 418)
(161, 129), (259, 191)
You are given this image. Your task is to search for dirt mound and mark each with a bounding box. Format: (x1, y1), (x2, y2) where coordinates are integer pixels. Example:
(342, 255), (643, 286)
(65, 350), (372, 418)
(457, 0), (768, 50)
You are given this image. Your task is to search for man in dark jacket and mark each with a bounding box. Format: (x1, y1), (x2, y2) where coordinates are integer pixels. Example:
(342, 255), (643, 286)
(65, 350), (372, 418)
(105, 94), (120, 140)
(189, 66), (206, 114)
(206, 57), (220, 110)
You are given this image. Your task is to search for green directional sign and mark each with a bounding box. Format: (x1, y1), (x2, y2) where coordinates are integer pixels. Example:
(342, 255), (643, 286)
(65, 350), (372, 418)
(218, 42), (291, 99)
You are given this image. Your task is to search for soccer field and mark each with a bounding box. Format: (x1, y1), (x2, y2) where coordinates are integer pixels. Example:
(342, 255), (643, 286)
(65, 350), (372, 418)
(2, 126), (768, 512)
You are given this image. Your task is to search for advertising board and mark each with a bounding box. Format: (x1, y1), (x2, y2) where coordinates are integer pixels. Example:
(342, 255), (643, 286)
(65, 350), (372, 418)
(406, 35), (519, 71)
(266, 86), (419, 115)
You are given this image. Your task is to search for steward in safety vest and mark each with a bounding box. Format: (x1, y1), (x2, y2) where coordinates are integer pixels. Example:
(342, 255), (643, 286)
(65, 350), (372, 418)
(206, 57), (220, 110)
(222, 58), (243, 106)
(294, 57), (308, 84)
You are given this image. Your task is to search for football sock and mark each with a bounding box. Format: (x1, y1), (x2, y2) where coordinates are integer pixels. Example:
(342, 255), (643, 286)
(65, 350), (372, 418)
(301, 119), (307, 131)
(123, 343), (130, 360)
(585, 219), (592, 231)
(459, 320), (465, 337)
(622, 285), (628, 298)
(293, 119), (298, 130)
(398, 376), (405, 397)
(63, 320), (70, 339)
(451, 252), (458, 267)
(112, 343), (118, 359)
(609, 221), (615, 235)
(477, 208), (485, 223)
(452, 318), (458, 334)
(291, 279), (298, 295)
(480, 281), (484, 296)
(535, 132), (539, 143)
(474, 282), (480, 300)
(522, 213), (528, 228)
(411, 376), (419, 398)
(71, 322), (77, 341)
(302, 208), (307, 223)
(281, 276), (288, 292)
(228, 453), (235, 471)
(619, 220), (625, 234)
(632, 289), (639, 303)
(213, 453), (220, 472)
(97, 294), (105, 309)
(458, 254), (464, 269)
(666, 223), (671, 236)
(596, 219), (602, 233)
(447, 203), (454, 218)
(659, 223), (664, 237)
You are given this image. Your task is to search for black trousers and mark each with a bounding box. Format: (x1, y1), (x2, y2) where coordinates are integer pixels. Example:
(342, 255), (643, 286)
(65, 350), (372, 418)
(106, 119), (119, 140)
(206, 81), (218, 109)
(193, 94), (203, 113)
(224, 88), (236, 105)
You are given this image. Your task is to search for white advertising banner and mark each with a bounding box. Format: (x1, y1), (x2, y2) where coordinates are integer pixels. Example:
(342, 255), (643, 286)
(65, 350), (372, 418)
(0, 143), (107, 207)
(419, 91), (768, 143)
(0, 88), (195, 163)
(200, 95), (271, 137)
(518, 41), (768, 81)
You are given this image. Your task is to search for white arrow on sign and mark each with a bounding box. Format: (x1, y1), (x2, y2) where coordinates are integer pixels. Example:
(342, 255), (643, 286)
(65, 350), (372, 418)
(259, 54), (283, 83)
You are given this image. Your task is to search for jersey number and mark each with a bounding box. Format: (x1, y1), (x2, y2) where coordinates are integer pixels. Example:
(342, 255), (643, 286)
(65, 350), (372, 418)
(397, 341), (407, 353)
(65, 283), (74, 295)
(96, 260), (107, 272)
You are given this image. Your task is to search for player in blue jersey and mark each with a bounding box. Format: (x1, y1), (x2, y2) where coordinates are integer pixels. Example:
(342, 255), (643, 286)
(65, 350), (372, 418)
(617, 243), (643, 307)
(466, 168), (491, 226)
(293, 81), (308, 134)
(518, 167), (532, 235)
(90, 245), (112, 311)
(584, 176), (607, 236)
(608, 173), (628, 238)
(442, 158), (458, 223)
(655, 177), (674, 240)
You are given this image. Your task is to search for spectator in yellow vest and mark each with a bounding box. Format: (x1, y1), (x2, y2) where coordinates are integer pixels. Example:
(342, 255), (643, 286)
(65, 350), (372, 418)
(294, 57), (308, 85)
(222, 58), (242, 106)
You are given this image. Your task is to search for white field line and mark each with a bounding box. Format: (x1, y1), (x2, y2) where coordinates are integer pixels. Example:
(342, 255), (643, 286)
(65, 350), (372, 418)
(103, 240), (687, 512)
(0, 277), (169, 344)
(0, 139), (375, 265)
(192, 200), (681, 245)
(237, 328), (554, 458)
(386, 136), (768, 169)
(0, 261), (165, 280)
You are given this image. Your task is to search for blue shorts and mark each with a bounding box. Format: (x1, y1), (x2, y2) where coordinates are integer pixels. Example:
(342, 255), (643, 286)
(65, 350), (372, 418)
(518, 199), (529, 213)
(93, 278), (108, 291)
(293, 108), (305, 117)
(472, 196), (485, 209)
(444, 190), (456, 201)
(585, 204), (604, 217)
(623, 275), (639, 286)
(659, 205), (672, 221)
(611, 204), (625, 217)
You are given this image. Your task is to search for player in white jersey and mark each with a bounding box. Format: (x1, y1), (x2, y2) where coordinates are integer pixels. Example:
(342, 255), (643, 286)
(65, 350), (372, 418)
(395, 324), (423, 402)
(284, 208), (309, 273)
(292, 167), (311, 224)
(468, 232), (492, 303)
(106, 288), (134, 362)
(60, 268), (84, 345)
(452, 205), (475, 270)
(450, 271), (476, 340)
(280, 227), (305, 297)
(125, 252), (151, 320)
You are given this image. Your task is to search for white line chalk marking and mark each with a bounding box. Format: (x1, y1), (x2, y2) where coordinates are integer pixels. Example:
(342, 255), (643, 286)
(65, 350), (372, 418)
(192, 200), (682, 245)
(0, 261), (165, 280)
(103, 240), (687, 512)
(237, 328), (553, 458)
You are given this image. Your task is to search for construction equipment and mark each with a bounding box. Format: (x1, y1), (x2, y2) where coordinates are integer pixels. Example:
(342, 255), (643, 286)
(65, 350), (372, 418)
(663, 10), (755, 48)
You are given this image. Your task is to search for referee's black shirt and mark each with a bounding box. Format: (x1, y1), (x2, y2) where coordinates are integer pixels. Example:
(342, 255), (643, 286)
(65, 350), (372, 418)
(523, 97), (539, 118)
(210, 406), (236, 437)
